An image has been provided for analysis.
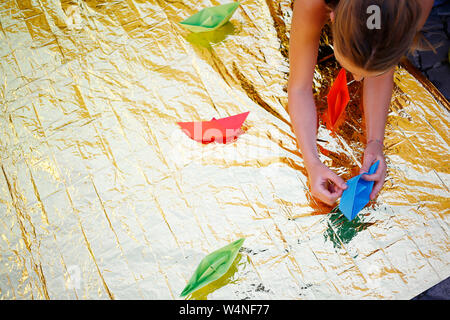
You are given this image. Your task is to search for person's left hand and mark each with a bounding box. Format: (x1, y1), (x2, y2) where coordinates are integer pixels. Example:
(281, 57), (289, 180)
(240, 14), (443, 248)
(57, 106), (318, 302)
(359, 140), (387, 200)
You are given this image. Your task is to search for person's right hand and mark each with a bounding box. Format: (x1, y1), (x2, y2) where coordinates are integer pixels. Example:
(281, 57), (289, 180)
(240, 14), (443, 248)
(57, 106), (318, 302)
(306, 161), (348, 206)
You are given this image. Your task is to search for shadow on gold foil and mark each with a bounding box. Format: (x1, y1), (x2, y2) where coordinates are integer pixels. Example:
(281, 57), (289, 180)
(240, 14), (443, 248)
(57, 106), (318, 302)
(184, 22), (236, 49)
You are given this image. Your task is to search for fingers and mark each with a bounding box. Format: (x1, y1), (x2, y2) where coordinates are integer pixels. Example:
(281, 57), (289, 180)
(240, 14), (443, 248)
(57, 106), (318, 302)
(308, 164), (346, 206)
(311, 180), (343, 206)
(313, 188), (341, 206)
(370, 179), (384, 200)
(326, 170), (348, 190)
(361, 157), (386, 181)
(366, 162), (386, 199)
(360, 153), (375, 174)
(362, 170), (382, 181)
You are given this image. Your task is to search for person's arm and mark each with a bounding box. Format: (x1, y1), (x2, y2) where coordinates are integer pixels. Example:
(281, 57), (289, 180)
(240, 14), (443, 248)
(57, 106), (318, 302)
(360, 0), (435, 199)
(288, 0), (325, 167)
(418, 0), (435, 31)
(288, 0), (347, 205)
(359, 68), (394, 199)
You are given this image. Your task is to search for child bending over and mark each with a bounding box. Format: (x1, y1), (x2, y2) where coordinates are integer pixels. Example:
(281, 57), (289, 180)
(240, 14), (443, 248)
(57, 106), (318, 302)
(288, 0), (435, 205)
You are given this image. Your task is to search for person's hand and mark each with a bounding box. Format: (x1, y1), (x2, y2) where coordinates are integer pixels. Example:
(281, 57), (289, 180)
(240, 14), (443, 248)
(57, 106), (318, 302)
(360, 140), (387, 200)
(306, 160), (348, 206)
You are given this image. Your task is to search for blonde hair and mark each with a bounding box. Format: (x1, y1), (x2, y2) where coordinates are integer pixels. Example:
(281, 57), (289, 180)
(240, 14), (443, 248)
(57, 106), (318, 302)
(331, 0), (422, 72)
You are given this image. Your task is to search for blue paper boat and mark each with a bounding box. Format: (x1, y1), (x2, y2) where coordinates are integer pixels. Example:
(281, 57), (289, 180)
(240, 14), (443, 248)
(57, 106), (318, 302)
(339, 160), (380, 220)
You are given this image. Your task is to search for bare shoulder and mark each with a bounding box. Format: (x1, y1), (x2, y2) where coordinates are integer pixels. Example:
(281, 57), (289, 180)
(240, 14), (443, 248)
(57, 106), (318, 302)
(420, 0), (435, 13)
(417, 0), (435, 30)
(292, 0), (329, 35)
(288, 0), (329, 90)
(422, 0), (436, 8)
(293, 0), (329, 15)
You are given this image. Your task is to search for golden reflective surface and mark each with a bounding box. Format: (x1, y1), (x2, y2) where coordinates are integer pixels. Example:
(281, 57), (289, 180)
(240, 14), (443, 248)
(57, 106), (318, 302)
(0, 0), (449, 299)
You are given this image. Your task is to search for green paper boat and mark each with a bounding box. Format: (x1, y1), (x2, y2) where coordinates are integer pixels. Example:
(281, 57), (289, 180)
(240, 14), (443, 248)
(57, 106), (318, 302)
(180, 238), (245, 297)
(178, 2), (240, 33)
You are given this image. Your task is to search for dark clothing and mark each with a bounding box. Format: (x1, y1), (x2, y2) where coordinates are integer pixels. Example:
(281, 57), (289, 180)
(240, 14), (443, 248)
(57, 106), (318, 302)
(324, 0), (340, 8)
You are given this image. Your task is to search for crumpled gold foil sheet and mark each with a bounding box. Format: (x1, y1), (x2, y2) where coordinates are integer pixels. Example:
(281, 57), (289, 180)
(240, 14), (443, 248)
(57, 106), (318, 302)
(0, 0), (449, 300)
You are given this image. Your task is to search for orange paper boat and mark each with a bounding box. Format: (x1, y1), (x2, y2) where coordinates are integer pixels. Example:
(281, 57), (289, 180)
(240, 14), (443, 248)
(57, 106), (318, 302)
(178, 111), (249, 144)
(325, 68), (350, 132)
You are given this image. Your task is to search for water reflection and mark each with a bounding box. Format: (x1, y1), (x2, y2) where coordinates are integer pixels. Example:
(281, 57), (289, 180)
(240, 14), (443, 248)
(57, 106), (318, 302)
(324, 207), (375, 249)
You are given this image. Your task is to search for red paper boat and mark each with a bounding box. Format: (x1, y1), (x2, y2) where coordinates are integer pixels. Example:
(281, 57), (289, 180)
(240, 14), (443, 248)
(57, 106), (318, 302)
(325, 68), (350, 132)
(177, 111), (249, 144)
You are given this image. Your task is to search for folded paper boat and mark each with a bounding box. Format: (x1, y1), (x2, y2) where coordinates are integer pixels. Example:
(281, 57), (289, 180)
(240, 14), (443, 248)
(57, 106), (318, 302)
(339, 160), (380, 221)
(180, 238), (245, 297)
(178, 2), (240, 33)
(325, 68), (350, 132)
(177, 111), (249, 144)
